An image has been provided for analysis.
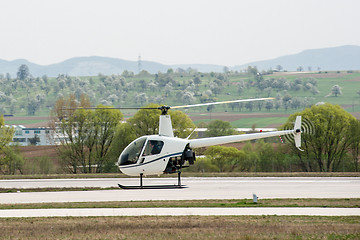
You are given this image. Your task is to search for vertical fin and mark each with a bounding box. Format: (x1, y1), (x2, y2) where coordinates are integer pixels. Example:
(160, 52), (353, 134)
(293, 116), (303, 151)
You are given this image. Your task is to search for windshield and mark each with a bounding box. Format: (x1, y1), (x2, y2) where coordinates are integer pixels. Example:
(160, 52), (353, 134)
(118, 137), (146, 166)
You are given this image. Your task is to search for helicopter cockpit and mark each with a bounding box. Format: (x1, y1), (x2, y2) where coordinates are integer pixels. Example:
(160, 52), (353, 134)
(118, 137), (164, 166)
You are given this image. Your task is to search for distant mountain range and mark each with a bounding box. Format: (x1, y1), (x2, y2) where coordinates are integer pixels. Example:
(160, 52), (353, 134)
(1, 45), (359, 77)
(233, 45), (360, 72)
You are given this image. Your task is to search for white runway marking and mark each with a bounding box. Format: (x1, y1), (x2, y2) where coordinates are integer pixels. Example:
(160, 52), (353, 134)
(0, 207), (359, 218)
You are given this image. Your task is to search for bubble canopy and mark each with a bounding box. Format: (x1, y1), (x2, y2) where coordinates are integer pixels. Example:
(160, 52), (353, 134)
(118, 137), (147, 166)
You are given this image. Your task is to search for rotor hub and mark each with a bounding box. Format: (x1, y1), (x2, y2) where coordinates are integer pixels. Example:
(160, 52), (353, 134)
(158, 106), (171, 115)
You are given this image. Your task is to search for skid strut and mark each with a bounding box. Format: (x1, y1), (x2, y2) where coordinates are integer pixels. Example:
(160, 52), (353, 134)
(177, 171), (181, 187)
(118, 171), (185, 189)
(140, 173), (143, 188)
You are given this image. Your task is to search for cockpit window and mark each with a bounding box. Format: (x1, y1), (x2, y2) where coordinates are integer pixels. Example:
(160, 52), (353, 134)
(118, 137), (146, 166)
(143, 140), (164, 156)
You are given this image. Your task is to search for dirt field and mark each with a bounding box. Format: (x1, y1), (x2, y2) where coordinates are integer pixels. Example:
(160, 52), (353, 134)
(19, 145), (59, 159)
(18, 145), (64, 174)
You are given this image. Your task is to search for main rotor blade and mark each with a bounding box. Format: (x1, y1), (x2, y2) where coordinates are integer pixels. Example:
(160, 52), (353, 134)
(63, 97), (274, 112)
(171, 97), (274, 109)
(62, 107), (160, 110)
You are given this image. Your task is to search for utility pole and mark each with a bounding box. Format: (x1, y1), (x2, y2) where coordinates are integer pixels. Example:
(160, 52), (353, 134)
(137, 55), (142, 74)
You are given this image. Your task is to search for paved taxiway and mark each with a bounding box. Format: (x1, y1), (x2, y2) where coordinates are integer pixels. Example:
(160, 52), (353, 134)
(1, 177), (359, 217)
(0, 177), (359, 204)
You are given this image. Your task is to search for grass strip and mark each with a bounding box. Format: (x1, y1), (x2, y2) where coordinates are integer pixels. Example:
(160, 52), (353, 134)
(0, 198), (359, 210)
(0, 215), (359, 239)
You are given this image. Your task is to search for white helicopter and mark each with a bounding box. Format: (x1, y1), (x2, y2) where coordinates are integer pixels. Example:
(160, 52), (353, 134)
(115, 98), (302, 189)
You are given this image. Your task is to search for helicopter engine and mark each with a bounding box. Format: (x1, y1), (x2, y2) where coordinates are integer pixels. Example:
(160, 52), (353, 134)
(183, 145), (196, 165)
(164, 144), (196, 174)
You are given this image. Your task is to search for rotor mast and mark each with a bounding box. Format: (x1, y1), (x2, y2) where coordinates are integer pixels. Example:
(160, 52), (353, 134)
(157, 106), (174, 137)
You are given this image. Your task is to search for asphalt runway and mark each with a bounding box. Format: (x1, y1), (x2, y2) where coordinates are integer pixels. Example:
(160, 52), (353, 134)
(0, 177), (359, 204)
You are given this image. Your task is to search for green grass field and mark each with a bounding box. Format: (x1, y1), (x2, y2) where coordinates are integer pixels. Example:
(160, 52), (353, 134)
(4, 119), (49, 125)
(231, 117), (288, 128)
(1, 198), (359, 209)
(193, 117), (288, 128)
(3, 71), (360, 128)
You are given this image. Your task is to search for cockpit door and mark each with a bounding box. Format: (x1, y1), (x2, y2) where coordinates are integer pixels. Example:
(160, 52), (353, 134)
(138, 140), (164, 164)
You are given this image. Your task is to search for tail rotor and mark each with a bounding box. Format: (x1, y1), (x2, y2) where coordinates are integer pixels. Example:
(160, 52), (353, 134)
(293, 116), (302, 151)
(282, 116), (315, 151)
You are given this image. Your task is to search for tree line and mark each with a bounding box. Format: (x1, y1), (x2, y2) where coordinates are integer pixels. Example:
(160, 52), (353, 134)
(51, 97), (359, 173)
(1, 96), (359, 174)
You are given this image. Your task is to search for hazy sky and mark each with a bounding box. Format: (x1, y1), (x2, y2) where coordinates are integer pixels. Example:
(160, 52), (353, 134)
(1, 0), (359, 66)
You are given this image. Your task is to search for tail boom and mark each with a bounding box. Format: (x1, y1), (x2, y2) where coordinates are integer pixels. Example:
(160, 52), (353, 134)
(188, 129), (294, 148)
(188, 116), (302, 150)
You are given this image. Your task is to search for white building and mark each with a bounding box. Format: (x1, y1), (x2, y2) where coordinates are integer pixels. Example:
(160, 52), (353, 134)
(7, 125), (54, 146)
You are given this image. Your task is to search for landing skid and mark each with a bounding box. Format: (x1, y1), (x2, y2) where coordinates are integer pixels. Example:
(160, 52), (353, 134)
(118, 172), (185, 189)
(118, 184), (186, 189)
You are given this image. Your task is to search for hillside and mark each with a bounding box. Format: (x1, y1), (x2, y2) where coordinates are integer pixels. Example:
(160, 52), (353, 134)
(234, 45), (360, 72)
(1, 45), (360, 77)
